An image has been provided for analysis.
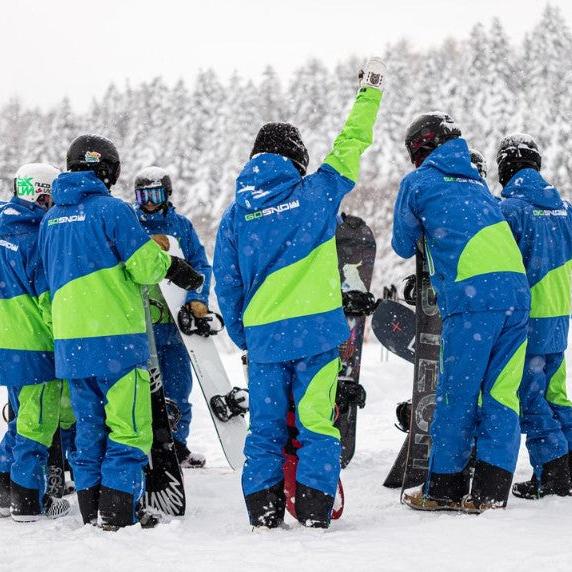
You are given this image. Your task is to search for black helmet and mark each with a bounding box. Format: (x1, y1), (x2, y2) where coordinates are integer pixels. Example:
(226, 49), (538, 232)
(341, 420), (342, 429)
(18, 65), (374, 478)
(66, 134), (121, 188)
(469, 148), (488, 179)
(496, 133), (541, 187)
(134, 166), (172, 214)
(250, 122), (309, 176)
(405, 112), (462, 167)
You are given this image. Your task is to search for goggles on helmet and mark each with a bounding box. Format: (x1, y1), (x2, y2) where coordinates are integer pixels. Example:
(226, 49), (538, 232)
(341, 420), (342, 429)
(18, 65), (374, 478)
(135, 187), (167, 206)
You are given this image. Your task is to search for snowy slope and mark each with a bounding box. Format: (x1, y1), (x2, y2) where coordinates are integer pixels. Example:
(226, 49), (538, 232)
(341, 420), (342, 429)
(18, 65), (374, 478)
(1, 339), (572, 572)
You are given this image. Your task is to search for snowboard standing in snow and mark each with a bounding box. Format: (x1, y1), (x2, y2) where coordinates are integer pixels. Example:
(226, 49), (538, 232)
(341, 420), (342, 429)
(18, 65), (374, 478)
(142, 289), (186, 517)
(46, 427), (65, 498)
(335, 213), (377, 468)
(371, 299), (416, 364)
(384, 244), (441, 490)
(160, 237), (247, 471)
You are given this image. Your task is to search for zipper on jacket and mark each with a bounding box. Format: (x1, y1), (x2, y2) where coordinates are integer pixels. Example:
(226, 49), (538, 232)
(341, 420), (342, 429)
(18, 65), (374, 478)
(132, 372), (139, 434)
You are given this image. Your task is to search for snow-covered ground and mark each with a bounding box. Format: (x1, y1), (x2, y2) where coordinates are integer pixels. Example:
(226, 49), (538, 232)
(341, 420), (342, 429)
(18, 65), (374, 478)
(1, 338), (572, 572)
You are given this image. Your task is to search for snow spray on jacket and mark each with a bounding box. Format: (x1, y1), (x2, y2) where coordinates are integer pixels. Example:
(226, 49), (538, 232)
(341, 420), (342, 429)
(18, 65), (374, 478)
(214, 87), (382, 363)
(38, 171), (171, 379)
(392, 137), (530, 317)
(501, 168), (572, 354)
(0, 197), (54, 386)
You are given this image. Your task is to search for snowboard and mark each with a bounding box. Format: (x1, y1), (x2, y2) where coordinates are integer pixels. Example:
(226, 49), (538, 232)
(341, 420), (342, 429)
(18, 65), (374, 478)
(335, 213), (377, 468)
(159, 237), (247, 471)
(142, 288), (186, 516)
(371, 299), (416, 364)
(383, 243), (441, 491)
(283, 401), (344, 521)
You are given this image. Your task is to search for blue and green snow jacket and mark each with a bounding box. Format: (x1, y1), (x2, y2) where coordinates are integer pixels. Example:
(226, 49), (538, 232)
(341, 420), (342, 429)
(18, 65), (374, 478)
(501, 168), (572, 354)
(392, 137), (530, 318)
(38, 171), (171, 379)
(0, 197), (54, 386)
(213, 87), (382, 363)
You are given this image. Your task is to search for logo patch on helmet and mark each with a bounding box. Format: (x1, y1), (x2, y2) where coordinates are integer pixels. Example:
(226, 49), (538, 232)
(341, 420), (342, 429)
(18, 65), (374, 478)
(16, 177), (35, 196)
(84, 151), (102, 163)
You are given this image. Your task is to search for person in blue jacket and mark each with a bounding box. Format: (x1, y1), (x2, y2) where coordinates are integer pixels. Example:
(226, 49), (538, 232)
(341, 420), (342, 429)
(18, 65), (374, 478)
(133, 166), (213, 468)
(393, 112), (531, 513)
(497, 134), (572, 499)
(0, 163), (71, 521)
(213, 58), (384, 529)
(38, 135), (202, 529)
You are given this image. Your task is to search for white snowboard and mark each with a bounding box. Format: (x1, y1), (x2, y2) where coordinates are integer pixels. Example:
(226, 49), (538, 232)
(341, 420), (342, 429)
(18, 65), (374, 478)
(159, 236), (247, 471)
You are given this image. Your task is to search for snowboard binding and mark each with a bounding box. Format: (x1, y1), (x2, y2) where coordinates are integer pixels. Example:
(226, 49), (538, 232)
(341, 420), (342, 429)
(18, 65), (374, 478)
(342, 290), (379, 316)
(178, 307), (225, 337)
(336, 378), (367, 414)
(210, 387), (249, 422)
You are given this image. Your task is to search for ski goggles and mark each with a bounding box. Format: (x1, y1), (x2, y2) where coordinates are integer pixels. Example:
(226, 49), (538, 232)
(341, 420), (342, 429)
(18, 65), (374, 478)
(135, 187), (167, 206)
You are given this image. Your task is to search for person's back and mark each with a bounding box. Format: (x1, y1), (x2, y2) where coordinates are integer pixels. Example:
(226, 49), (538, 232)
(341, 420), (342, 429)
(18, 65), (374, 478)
(214, 58), (384, 529)
(498, 133), (572, 499)
(393, 137), (529, 317)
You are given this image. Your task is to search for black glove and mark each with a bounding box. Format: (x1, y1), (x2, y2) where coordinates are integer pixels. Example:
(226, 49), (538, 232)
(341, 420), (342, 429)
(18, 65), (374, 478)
(178, 306), (225, 337)
(403, 274), (417, 306)
(166, 256), (204, 291)
(336, 379), (367, 413)
(342, 290), (379, 316)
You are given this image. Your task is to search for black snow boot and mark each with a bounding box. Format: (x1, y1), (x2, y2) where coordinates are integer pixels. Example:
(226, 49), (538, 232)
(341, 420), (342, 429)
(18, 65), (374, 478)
(99, 486), (136, 531)
(513, 455), (572, 499)
(244, 481), (286, 528)
(10, 481), (42, 520)
(295, 482), (335, 528)
(466, 460), (512, 511)
(427, 467), (471, 503)
(0, 472), (10, 517)
(77, 485), (100, 525)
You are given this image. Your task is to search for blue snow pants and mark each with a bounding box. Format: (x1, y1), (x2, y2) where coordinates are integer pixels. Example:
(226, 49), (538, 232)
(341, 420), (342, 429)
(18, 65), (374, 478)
(242, 348), (341, 499)
(427, 310), (527, 482)
(154, 323), (193, 445)
(68, 366), (152, 500)
(520, 352), (572, 478)
(0, 381), (61, 501)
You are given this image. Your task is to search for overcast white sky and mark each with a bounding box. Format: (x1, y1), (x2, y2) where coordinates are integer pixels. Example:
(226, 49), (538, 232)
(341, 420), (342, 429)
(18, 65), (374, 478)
(4, 0), (571, 111)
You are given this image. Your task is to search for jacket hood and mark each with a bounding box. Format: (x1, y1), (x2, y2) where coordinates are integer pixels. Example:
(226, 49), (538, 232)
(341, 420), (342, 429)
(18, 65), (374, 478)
(501, 168), (563, 209)
(421, 138), (481, 180)
(52, 171), (110, 206)
(235, 153), (301, 211)
(0, 196), (45, 236)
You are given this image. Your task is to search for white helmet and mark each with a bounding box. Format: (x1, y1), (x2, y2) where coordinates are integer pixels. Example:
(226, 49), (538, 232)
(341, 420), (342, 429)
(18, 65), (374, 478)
(14, 163), (60, 208)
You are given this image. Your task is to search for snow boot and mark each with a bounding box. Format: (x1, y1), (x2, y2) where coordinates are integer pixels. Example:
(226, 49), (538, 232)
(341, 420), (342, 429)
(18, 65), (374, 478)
(245, 481), (286, 529)
(10, 481), (71, 522)
(174, 440), (206, 469)
(402, 487), (462, 512)
(512, 455), (572, 499)
(99, 486), (160, 530)
(465, 460), (512, 512)
(295, 483), (335, 528)
(426, 468), (470, 502)
(77, 485), (100, 525)
(0, 472), (10, 517)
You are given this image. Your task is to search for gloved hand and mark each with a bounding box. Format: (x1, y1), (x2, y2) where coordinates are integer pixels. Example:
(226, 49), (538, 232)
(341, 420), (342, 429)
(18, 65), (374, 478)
(151, 234), (170, 251)
(166, 256), (204, 291)
(186, 300), (209, 318)
(178, 306), (225, 337)
(359, 57), (386, 91)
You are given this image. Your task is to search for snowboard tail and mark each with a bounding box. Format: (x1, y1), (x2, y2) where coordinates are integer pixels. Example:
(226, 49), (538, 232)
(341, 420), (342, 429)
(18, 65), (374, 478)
(371, 299), (416, 364)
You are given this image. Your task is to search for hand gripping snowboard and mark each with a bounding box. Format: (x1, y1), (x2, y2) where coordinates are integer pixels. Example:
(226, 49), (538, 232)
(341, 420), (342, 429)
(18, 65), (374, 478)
(335, 213), (376, 468)
(142, 288), (186, 516)
(371, 299), (416, 364)
(383, 243), (441, 490)
(160, 237), (247, 471)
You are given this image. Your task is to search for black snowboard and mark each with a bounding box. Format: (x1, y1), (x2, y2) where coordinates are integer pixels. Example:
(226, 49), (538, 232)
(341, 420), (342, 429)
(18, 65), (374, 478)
(46, 427), (65, 498)
(383, 244), (441, 490)
(142, 291), (186, 516)
(371, 299), (416, 364)
(335, 213), (376, 469)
